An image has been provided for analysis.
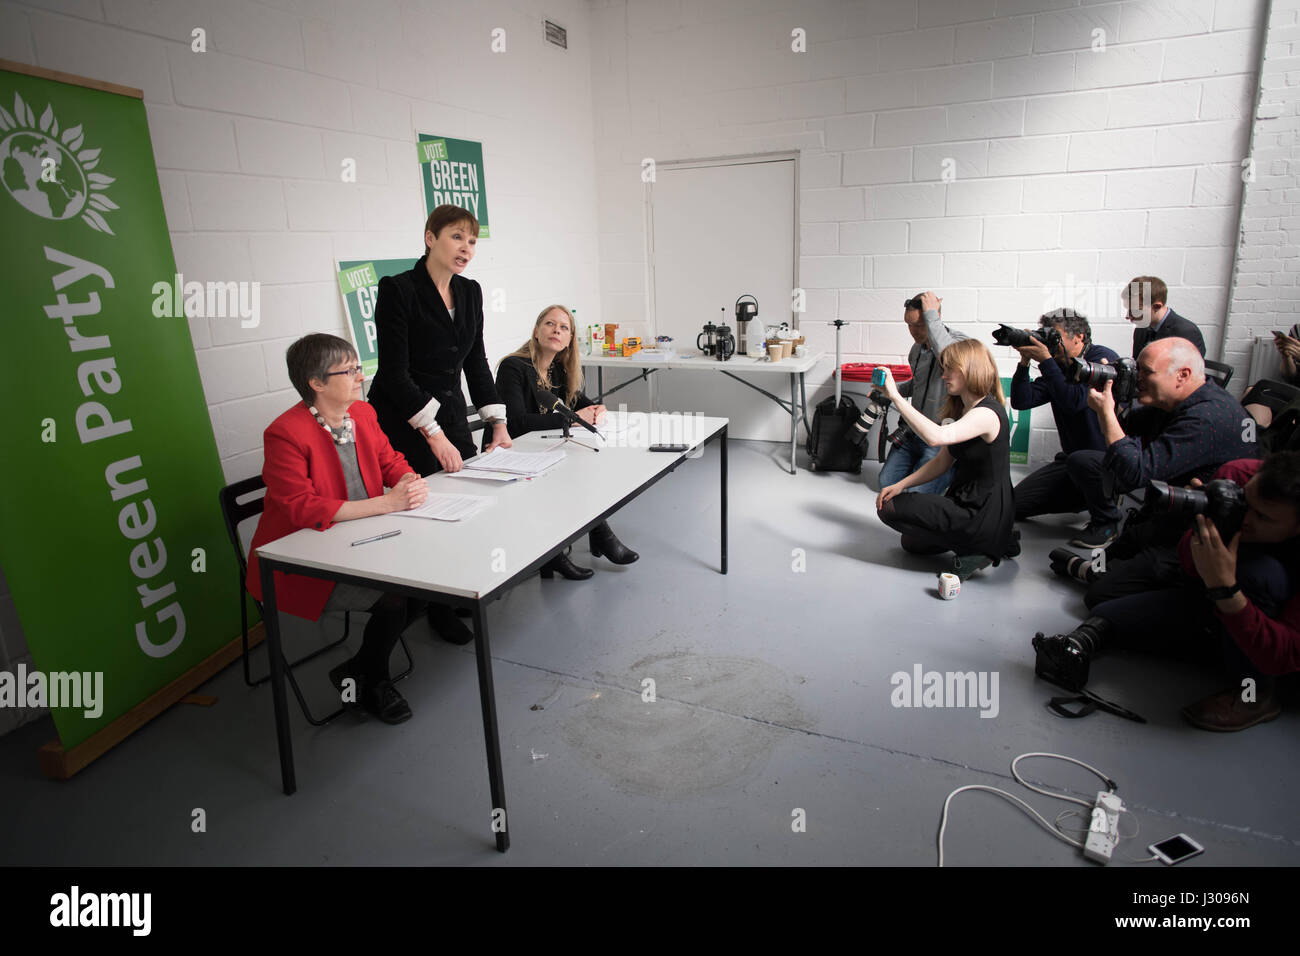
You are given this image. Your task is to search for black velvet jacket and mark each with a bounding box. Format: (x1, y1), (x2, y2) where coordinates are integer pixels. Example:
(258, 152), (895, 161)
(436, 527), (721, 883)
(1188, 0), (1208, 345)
(496, 354), (594, 439)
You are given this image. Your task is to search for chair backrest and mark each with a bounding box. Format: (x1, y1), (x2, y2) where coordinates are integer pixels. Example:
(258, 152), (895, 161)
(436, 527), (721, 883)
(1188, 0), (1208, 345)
(217, 475), (267, 577)
(1204, 359), (1234, 389)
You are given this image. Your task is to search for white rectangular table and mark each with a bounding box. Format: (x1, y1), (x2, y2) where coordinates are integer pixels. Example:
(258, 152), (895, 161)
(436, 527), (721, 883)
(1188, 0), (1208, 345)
(255, 415), (729, 852)
(583, 351), (821, 474)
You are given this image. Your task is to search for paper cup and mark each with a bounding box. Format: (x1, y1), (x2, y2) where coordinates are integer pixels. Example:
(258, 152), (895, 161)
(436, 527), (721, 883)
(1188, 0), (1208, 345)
(781, 341), (793, 359)
(767, 343), (783, 362)
(938, 572), (961, 600)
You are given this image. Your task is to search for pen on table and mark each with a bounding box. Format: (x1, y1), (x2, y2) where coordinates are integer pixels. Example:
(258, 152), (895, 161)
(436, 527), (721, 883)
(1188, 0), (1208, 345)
(351, 530), (401, 547)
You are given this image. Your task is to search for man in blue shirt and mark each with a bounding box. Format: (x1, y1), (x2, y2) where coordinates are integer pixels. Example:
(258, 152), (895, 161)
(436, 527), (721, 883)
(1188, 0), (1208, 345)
(1010, 309), (1120, 522)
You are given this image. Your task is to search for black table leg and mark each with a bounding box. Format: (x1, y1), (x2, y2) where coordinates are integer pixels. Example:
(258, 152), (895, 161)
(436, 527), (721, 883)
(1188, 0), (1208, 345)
(720, 424), (728, 574)
(471, 601), (510, 852)
(597, 367), (604, 403)
(788, 374), (798, 474)
(260, 559), (297, 795)
(799, 371), (810, 433)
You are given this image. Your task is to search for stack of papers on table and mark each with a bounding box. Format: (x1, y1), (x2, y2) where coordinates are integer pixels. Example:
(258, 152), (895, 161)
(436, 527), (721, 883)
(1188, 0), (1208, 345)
(393, 493), (494, 522)
(448, 446), (567, 481)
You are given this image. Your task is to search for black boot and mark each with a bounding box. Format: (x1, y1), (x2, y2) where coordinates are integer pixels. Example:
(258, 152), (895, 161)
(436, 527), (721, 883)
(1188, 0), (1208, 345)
(426, 602), (474, 645)
(589, 521), (638, 565)
(540, 549), (593, 580)
(1032, 616), (1114, 691)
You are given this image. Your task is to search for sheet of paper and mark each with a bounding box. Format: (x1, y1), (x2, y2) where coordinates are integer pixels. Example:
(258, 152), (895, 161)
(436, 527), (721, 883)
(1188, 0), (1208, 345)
(392, 493), (494, 521)
(464, 446), (566, 476)
(445, 469), (521, 482)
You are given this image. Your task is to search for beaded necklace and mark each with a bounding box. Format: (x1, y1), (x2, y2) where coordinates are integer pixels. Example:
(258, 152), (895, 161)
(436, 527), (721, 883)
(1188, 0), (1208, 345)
(309, 405), (354, 445)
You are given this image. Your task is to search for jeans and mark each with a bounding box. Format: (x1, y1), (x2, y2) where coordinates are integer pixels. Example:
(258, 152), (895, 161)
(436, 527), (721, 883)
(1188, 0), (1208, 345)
(878, 432), (952, 495)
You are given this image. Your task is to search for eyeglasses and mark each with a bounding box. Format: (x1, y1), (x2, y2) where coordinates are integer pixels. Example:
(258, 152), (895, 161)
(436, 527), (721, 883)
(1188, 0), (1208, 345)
(325, 365), (364, 378)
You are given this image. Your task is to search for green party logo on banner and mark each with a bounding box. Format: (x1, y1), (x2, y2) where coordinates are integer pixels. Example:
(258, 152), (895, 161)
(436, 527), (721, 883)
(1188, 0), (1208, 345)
(335, 257), (416, 377)
(0, 91), (118, 233)
(417, 133), (489, 238)
(1000, 377), (1031, 464)
(1, 67), (238, 750)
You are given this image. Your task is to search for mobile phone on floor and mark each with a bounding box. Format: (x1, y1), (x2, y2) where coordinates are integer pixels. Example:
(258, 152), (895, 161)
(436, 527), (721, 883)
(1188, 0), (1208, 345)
(1149, 834), (1204, 865)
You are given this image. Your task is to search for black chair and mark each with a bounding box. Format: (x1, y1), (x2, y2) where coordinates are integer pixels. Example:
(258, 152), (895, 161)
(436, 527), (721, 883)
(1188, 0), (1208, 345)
(218, 475), (414, 726)
(1242, 379), (1300, 453)
(1205, 359), (1234, 389)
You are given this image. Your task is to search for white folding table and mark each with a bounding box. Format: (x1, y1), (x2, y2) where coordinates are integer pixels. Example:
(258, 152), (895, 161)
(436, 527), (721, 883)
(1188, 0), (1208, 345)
(254, 415), (728, 852)
(583, 351), (821, 474)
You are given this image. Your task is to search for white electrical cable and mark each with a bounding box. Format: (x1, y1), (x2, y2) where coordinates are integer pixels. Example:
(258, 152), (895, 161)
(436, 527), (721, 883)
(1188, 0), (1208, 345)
(937, 751), (1123, 867)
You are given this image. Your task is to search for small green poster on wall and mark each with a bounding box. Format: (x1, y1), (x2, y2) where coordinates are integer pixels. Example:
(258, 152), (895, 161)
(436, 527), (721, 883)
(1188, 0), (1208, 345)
(417, 134), (489, 238)
(335, 257), (415, 377)
(1000, 376), (1031, 464)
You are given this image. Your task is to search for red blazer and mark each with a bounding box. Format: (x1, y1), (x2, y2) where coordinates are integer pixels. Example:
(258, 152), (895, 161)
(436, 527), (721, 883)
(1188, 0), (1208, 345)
(246, 400), (414, 621)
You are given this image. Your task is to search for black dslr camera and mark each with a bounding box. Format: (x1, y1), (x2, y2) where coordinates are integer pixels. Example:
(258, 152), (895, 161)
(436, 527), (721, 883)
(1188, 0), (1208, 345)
(1068, 356), (1138, 404)
(991, 324), (1062, 355)
(1142, 478), (1247, 540)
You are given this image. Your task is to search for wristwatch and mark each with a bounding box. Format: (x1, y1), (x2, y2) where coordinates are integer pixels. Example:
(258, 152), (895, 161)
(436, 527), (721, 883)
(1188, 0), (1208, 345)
(1205, 583), (1241, 601)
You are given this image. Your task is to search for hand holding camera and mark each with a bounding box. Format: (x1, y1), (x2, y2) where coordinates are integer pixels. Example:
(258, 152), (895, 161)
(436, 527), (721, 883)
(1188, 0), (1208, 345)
(991, 324), (1061, 362)
(1069, 356), (1137, 404)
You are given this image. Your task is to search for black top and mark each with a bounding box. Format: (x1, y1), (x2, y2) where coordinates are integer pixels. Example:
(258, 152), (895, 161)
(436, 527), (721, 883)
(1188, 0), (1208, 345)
(1010, 343), (1120, 455)
(1132, 308), (1206, 358)
(946, 396), (1015, 559)
(367, 255), (502, 467)
(495, 354), (594, 440)
(1107, 382), (1259, 489)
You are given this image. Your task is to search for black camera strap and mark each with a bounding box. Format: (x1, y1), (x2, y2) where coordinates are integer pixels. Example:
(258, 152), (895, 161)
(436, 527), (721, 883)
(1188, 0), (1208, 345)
(1047, 689), (1147, 724)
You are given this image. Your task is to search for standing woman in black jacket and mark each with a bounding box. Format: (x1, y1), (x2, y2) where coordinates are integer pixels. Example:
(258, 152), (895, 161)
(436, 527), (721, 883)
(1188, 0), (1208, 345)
(495, 305), (638, 580)
(368, 204), (512, 643)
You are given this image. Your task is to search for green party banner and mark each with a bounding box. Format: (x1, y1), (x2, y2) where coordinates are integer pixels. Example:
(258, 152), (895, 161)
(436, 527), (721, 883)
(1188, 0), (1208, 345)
(417, 134), (490, 238)
(0, 64), (238, 749)
(1000, 376), (1031, 464)
(335, 257), (415, 377)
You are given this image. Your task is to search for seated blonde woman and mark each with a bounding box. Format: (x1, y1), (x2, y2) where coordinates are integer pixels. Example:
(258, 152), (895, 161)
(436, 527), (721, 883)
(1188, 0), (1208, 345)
(493, 305), (638, 580)
(875, 338), (1018, 580)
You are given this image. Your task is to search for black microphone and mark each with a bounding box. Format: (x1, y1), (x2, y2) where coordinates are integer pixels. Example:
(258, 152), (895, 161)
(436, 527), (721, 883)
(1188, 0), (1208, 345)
(535, 386), (598, 434)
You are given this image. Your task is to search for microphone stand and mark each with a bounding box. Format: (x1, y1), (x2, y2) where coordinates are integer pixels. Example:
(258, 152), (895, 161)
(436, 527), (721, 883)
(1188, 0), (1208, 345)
(541, 417), (603, 452)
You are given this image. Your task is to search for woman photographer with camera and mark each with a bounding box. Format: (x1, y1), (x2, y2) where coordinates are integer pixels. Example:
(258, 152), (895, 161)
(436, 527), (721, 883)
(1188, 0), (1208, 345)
(875, 338), (1018, 579)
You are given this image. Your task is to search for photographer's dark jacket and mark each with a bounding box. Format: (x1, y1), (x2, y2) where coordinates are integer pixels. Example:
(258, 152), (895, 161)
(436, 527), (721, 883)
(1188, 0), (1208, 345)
(1176, 459), (1300, 675)
(1010, 343), (1119, 455)
(897, 308), (966, 423)
(367, 256), (505, 468)
(1105, 382), (1257, 489)
(1132, 308), (1205, 358)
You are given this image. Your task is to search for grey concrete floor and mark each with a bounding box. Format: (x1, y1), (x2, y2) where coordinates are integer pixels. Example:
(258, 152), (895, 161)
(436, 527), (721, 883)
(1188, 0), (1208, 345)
(1, 439), (1297, 866)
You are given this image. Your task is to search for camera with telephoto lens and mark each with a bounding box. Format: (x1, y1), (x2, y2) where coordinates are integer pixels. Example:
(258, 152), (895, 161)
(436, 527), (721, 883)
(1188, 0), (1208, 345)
(1068, 355), (1138, 404)
(845, 388), (891, 450)
(1142, 478), (1247, 541)
(991, 324), (1062, 355)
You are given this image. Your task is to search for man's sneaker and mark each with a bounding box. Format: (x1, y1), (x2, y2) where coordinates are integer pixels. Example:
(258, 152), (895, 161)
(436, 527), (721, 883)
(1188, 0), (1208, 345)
(1070, 523), (1118, 549)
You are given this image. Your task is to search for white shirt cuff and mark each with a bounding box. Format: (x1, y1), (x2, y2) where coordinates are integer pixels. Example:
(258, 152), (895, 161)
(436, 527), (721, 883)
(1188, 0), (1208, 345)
(479, 403), (507, 424)
(408, 397), (441, 434)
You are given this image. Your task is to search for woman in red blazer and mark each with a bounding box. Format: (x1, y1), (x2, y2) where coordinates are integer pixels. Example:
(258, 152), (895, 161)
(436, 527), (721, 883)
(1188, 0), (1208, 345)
(247, 334), (428, 724)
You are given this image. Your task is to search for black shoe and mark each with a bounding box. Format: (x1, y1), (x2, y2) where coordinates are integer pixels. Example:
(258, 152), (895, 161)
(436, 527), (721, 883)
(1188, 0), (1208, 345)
(426, 602), (475, 645)
(1003, 529), (1021, 558)
(951, 553), (993, 580)
(540, 550), (593, 580)
(590, 523), (638, 565)
(361, 679), (412, 724)
(1070, 522), (1119, 549)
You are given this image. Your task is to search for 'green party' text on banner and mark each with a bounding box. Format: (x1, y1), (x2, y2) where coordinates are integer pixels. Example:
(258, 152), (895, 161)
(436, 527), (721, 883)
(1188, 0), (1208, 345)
(0, 65), (238, 748)
(336, 257), (417, 377)
(418, 134), (490, 238)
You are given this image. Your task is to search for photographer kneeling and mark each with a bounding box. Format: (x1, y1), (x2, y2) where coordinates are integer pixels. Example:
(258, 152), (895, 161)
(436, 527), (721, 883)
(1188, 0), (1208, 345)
(1058, 337), (1256, 549)
(1033, 453), (1300, 731)
(1001, 309), (1119, 522)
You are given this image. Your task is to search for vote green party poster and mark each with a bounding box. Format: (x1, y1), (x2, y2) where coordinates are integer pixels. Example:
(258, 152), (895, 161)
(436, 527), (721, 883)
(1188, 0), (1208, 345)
(0, 63), (237, 749)
(335, 258), (416, 377)
(417, 134), (490, 238)
(1001, 376), (1031, 464)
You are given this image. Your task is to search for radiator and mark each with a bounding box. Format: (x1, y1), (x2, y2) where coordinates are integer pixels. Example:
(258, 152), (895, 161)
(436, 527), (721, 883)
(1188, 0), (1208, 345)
(1248, 335), (1284, 385)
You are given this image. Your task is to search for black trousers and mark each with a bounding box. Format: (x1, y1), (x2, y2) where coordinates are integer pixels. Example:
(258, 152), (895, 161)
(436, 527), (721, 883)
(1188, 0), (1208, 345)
(1064, 449), (1124, 524)
(880, 493), (980, 556)
(1014, 454), (1087, 520)
(373, 399), (476, 477)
